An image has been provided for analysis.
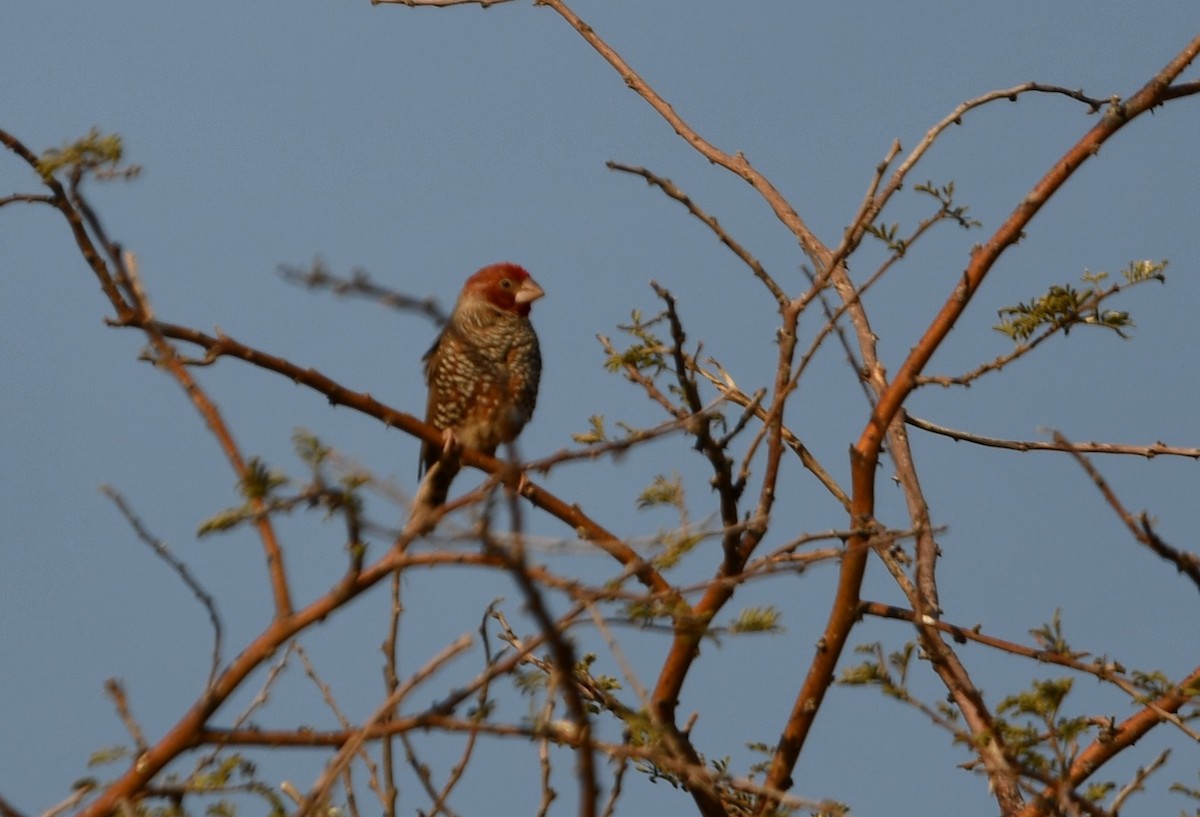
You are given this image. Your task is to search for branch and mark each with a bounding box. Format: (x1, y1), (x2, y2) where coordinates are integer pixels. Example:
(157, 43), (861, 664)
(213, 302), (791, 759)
(834, 82), (1114, 270)
(102, 316), (670, 594)
(865, 38), (1200, 467)
(765, 34), (1200, 815)
(278, 258), (447, 326)
(373, 0), (514, 6)
(122, 253), (294, 619)
(0, 128), (134, 320)
(483, 509), (598, 817)
(1053, 431), (1200, 590)
(0, 795), (27, 817)
(692, 360), (849, 510)
(103, 679), (149, 755)
(536, 0), (825, 269)
(861, 601), (1200, 740)
(607, 162), (788, 307)
(295, 634), (474, 817)
(101, 486), (224, 689)
(1016, 663), (1200, 817)
(1109, 749), (1171, 814)
(0, 192), (54, 208)
(908, 415), (1200, 459)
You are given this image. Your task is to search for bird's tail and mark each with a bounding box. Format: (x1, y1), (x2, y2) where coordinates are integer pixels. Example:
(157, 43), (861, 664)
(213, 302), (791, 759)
(408, 453), (461, 536)
(415, 457), (459, 511)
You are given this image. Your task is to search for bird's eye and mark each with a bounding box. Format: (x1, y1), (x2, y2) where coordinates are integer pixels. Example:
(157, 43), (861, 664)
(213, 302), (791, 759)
(499, 279), (513, 289)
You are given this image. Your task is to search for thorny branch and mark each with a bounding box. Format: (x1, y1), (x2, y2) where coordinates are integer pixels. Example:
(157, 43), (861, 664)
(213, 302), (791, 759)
(1053, 431), (1200, 590)
(907, 415), (1200, 460)
(5, 7), (1200, 817)
(607, 162), (788, 308)
(101, 486), (225, 691)
(278, 258), (447, 326)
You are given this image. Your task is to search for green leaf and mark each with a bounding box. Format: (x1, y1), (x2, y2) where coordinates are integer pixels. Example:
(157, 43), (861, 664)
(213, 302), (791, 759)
(571, 414), (609, 445)
(729, 606), (782, 634)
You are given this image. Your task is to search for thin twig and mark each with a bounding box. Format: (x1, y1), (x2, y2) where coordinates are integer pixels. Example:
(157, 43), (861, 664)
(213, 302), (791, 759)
(122, 251), (294, 619)
(103, 680), (149, 755)
(607, 162), (787, 307)
(296, 634), (474, 817)
(908, 415), (1200, 459)
(278, 258), (447, 326)
(380, 571), (401, 817)
(1109, 749), (1171, 814)
(101, 486), (224, 689)
(1053, 431), (1200, 590)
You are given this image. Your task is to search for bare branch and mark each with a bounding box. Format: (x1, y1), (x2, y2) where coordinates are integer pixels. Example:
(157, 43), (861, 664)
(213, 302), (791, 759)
(1053, 431), (1200, 589)
(607, 162), (788, 307)
(1109, 749), (1171, 814)
(295, 633), (474, 817)
(537, 0), (826, 269)
(861, 601), (1200, 741)
(765, 36), (1200, 816)
(103, 680), (149, 756)
(278, 258), (447, 326)
(101, 486), (224, 690)
(908, 415), (1200, 459)
(122, 252), (294, 619)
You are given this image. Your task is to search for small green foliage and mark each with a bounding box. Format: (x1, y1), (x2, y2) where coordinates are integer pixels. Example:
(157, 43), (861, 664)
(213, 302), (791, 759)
(605, 309), (667, 375)
(995, 260), (1167, 342)
(807, 804), (849, 817)
(637, 473), (685, 510)
(197, 508), (251, 537)
(624, 712), (688, 789)
(866, 180), (980, 258)
(728, 606), (782, 634)
(1029, 609), (1079, 657)
(239, 457), (288, 500)
(995, 283), (1123, 341)
(998, 677), (1073, 720)
(935, 699), (961, 723)
(292, 429), (330, 466)
(1082, 781), (1116, 803)
(1170, 769), (1200, 802)
(571, 414), (609, 445)
(994, 676), (1100, 775)
(1129, 669), (1174, 699)
(1122, 258), (1168, 284)
(839, 642), (914, 702)
(192, 755), (250, 790)
(467, 699), (496, 721)
(653, 529), (704, 570)
(206, 802), (236, 817)
(572, 652), (621, 693)
(87, 745), (131, 767)
(514, 666), (549, 695)
(914, 180), (981, 230)
(745, 741), (774, 777)
(625, 594), (691, 625)
(865, 221), (906, 256)
(326, 479), (364, 520)
(36, 128), (129, 180)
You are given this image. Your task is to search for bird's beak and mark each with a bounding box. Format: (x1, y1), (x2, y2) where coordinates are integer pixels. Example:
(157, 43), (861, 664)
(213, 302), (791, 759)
(515, 276), (545, 305)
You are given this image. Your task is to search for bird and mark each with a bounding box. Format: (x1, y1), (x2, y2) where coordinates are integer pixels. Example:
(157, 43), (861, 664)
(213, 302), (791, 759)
(414, 262), (544, 515)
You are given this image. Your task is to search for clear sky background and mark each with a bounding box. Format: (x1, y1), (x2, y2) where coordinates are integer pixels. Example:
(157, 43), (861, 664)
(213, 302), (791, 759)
(2, 3), (1198, 816)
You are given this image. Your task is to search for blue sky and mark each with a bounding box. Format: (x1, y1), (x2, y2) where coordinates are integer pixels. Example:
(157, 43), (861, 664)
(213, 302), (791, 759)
(2, 3), (1198, 816)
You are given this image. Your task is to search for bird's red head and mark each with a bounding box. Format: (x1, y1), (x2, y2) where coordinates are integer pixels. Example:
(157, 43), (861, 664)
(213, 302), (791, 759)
(461, 263), (545, 317)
